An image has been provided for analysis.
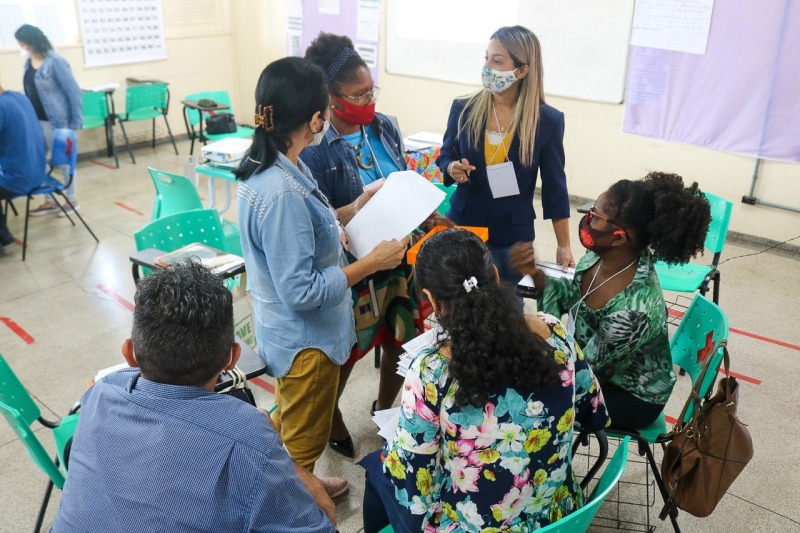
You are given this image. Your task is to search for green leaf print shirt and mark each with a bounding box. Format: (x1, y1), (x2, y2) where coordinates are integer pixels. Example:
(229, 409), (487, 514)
(540, 251), (675, 405)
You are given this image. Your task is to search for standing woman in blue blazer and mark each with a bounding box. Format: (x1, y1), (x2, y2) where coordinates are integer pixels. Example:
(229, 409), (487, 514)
(436, 25), (574, 283)
(16, 24), (83, 217)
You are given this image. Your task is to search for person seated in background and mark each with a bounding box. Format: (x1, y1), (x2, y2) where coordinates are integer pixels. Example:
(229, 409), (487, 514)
(510, 172), (711, 430)
(52, 262), (336, 533)
(361, 229), (609, 533)
(0, 77), (47, 255)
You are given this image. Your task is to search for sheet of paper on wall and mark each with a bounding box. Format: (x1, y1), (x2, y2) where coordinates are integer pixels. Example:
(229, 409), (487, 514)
(355, 43), (378, 68)
(285, 0), (303, 56)
(345, 170), (445, 259)
(356, 0), (380, 41)
(631, 0), (715, 55)
(372, 407), (401, 442)
(318, 0), (340, 15)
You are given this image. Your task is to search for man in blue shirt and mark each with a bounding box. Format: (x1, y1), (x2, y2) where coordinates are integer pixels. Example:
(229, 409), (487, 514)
(51, 262), (337, 533)
(0, 79), (47, 254)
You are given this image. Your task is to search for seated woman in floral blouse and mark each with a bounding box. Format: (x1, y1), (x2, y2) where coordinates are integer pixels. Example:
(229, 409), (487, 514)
(360, 228), (609, 532)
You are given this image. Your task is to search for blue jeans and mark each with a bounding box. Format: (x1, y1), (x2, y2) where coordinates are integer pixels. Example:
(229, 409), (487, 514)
(359, 450), (423, 533)
(486, 243), (520, 286)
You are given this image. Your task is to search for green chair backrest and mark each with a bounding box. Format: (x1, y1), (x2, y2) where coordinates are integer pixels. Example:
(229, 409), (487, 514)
(148, 168), (204, 220)
(126, 82), (169, 115)
(53, 412), (80, 475)
(434, 182), (456, 216)
(134, 208), (227, 253)
(185, 90), (234, 127)
(703, 192), (733, 256)
(670, 294), (729, 422)
(0, 353), (66, 488)
(82, 90), (109, 126)
(0, 353), (41, 427)
(535, 437), (630, 532)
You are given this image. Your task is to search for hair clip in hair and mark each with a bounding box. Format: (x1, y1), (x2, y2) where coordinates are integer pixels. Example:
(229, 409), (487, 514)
(463, 276), (478, 293)
(254, 105), (275, 132)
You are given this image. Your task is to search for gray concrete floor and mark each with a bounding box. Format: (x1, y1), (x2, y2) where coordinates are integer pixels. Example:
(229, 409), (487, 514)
(1, 141), (798, 532)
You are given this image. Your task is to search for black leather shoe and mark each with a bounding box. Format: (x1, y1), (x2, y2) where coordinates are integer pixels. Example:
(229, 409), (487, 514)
(328, 436), (355, 459)
(370, 400), (378, 417)
(0, 230), (14, 247)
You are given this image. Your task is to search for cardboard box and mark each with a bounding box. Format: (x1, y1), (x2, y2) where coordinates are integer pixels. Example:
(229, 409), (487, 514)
(406, 225), (489, 265)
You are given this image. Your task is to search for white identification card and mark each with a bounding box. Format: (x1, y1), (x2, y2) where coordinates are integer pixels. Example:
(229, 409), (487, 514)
(566, 310), (576, 337)
(486, 161), (520, 198)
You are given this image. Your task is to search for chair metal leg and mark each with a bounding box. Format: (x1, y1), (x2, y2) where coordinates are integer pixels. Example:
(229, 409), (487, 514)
(374, 345), (381, 368)
(189, 135), (196, 156)
(33, 479), (55, 533)
(22, 196), (32, 261)
(712, 272), (721, 304)
(641, 438), (681, 532)
(51, 196), (74, 226)
(164, 114), (179, 155)
(118, 120), (136, 164)
(7, 199), (18, 217)
(59, 194), (99, 243)
(152, 118), (156, 148)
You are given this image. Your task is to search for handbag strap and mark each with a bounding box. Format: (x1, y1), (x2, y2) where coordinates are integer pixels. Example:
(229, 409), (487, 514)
(672, 340), (729, 433)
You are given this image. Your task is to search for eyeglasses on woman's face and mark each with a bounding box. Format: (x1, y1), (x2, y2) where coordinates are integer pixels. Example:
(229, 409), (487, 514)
(338, 86), (380, 104)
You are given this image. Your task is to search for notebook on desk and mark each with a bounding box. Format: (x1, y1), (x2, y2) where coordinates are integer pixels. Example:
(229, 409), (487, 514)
(154, 243), (244, 274)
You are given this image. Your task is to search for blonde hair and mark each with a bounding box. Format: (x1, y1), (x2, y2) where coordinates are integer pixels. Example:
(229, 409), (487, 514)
(458, 26), (544, 168)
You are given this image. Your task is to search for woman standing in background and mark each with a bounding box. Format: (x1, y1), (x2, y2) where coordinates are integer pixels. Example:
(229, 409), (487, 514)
(16, 24), (82, 217)
(437, 25), (574, 283)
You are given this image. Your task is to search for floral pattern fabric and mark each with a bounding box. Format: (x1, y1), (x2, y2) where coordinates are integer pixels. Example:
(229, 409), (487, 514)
(406, 146), (443, 183)
(384, 314), (609, 532)
(540, 250), (674, 405)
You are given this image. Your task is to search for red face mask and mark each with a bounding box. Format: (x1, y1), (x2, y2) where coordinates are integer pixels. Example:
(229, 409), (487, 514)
(578, 213), (623, 254)
(332, 95), (376, 126)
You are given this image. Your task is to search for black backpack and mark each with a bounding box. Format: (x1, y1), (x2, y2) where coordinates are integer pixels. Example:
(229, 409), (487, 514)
(206, 113), (237, 134)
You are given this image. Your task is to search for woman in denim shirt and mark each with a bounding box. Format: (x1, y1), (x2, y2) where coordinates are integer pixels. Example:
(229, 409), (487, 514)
(16, 25), (82, 216)
(235, 57), (407, 497)
(302, 33), (439, 461)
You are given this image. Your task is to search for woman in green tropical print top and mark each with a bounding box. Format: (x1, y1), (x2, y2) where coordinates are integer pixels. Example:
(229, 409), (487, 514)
(360, 229), (609, 532)
(511, 172), (711, 430)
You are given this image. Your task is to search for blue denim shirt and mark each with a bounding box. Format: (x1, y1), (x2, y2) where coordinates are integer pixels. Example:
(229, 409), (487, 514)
(301, 112), (406, 208)
(23, 51), (82, 130)
(237, 153), (354, 378)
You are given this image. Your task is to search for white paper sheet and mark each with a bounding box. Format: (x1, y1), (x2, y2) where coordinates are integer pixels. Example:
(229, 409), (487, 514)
(631, 0), (715, 55)
(345, 170), (445, 259)
(518, 261), (575, 287)
(397, 326), (443, 376)
(356, 0), (380, 41)
(318, 0), (340, 15)
(372, 407), (401, 442)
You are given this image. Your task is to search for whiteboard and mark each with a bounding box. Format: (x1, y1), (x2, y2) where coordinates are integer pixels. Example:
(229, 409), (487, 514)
(386, 0), (635, 104)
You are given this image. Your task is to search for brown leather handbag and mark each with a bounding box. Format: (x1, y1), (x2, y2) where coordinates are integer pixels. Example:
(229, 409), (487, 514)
(661, 343), (753, 517)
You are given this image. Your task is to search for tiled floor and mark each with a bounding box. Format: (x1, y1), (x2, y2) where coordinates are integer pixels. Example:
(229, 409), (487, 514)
(1, 141), (798, 532)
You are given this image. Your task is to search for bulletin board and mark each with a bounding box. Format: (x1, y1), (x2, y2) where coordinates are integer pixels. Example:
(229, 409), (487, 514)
(78, 0), (167, 68)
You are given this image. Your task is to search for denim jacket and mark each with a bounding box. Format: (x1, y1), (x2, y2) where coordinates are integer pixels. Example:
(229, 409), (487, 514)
(301, 112), (406, 209)
(23, 51), (83, 130)
(237, 152), (354, 378)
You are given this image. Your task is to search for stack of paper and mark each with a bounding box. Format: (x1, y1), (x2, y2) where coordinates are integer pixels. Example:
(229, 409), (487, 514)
(518, 261), (576, 287)
(403, 131), (444, 151)
(397, 326), (443, 377)
(372, 407), (401, 442)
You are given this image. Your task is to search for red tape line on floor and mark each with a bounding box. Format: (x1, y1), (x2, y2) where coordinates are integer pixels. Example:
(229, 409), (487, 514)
(113, 202), (144, 216)
(91, 160), (117, 170)
(249, 377), (274, 394)
(97, 284), (135, 312)
(14, 239), (25, 248)
(665, 415), (678, 425)
(0, 317), (35, 344)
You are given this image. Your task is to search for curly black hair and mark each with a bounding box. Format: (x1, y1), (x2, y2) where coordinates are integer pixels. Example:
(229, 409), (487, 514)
(304, 32), (367, 93)
(415, 229), (560, 407)
(604, 172), (711, 265)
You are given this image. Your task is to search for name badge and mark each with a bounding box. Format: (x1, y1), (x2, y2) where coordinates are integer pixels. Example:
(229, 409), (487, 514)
(566, 310), (576, 337)
(486, 161), (520, 199)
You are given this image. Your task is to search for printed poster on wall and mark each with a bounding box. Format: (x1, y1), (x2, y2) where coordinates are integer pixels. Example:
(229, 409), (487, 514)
(79, 0), (166, 68)
(284, 0), (381, 84)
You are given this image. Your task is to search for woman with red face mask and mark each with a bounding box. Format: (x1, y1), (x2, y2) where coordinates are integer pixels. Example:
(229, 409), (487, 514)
(510, 172), (711, 430)
(302, 33), (431, 460)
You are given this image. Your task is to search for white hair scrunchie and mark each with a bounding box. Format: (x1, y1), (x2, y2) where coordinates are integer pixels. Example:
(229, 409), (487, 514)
(463, 276), (479, 293)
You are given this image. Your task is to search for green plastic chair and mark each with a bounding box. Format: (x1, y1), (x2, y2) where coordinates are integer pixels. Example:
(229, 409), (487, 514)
(0, 353), (80, 533)
(607, 294), (729, 532)
(183, 90), (255, 155)
(148, 167), (242, 256)
(434, 182), (456, 216)
(376, 437), (630, 533)
(117, 82), (179, 164)
(655, 192), (733, 304)
(81, 90), (118, 168)
(134, 208), (229, 254)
